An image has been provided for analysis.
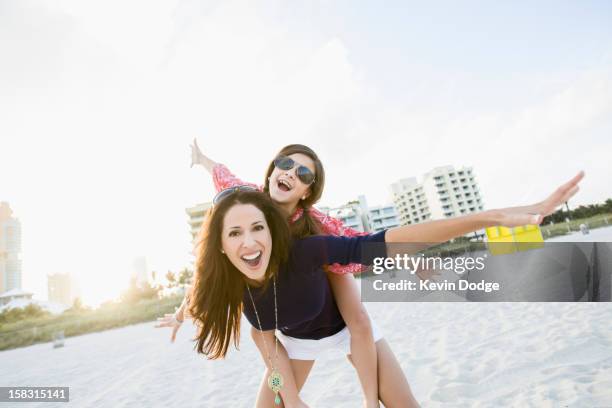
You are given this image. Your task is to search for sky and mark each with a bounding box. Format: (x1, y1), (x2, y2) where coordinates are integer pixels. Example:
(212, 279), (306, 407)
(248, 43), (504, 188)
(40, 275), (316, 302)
(1, 0), (611, 305)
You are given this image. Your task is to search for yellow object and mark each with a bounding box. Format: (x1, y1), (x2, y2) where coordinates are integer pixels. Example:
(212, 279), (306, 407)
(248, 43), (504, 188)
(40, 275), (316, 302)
(514, 224), (545, 252)
(485, 224), (544, 255)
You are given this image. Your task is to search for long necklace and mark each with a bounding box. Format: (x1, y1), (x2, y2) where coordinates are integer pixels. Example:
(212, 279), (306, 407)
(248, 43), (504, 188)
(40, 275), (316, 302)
(246, 277), (284, 405)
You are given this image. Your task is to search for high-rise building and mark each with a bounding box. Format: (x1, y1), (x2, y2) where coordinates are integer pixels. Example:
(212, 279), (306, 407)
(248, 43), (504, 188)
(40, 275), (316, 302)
(186, 202), (213, 242)
(390, 177), (431, 225)
(47, 273), (76, 307)
(0, 202), (22, 294)
(391, 166), (484, 225)
(422, 166), (484, 219)
(367, 204), (401, 233)
(131, 256), (150, 287)
(320, 195), (400, 233)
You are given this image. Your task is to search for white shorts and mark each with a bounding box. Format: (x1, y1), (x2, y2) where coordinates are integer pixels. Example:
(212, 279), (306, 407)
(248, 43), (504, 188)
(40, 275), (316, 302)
(275, 322), (383, 361)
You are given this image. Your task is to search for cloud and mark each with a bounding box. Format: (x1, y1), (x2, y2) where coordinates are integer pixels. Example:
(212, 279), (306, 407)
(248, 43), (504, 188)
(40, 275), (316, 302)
(364, 64), (612, 208)
(0, 0), (373, 302)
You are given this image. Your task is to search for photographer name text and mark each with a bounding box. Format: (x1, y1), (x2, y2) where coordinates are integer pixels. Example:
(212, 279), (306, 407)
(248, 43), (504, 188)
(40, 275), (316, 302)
(372, 279), (500, 293)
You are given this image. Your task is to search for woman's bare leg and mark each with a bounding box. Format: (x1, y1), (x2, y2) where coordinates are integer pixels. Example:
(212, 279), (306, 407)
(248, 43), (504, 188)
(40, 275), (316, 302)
(347, 339), (419, 407)
(376, 339), (419, 408)
(256, 359), (315, 408)
(328, 272), (379, 407)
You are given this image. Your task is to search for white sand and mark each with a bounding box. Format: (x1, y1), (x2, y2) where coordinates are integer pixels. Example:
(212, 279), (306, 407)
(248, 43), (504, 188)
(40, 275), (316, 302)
(1, 302), (611, 407)
(1, 227), (611, 407)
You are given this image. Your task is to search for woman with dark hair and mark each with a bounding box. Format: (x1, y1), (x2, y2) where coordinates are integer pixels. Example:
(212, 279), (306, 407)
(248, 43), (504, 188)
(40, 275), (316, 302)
(182, 170), (581, 407)
(183, 141), (383, 406)
(188, 189), (418, 407)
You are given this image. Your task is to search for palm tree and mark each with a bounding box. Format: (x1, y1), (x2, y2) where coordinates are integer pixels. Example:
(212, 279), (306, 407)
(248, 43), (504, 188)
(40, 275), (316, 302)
(165, 271), (176, 288)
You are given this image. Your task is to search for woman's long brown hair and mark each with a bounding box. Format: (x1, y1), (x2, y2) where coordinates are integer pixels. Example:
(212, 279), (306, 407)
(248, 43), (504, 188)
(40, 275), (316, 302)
(190, 191), (291, 359)
(263, 144), (325, 238)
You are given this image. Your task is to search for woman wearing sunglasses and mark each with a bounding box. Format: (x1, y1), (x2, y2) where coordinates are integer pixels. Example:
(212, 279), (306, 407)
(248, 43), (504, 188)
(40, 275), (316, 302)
(182, 141), (383, 407)
(185, 168), (582, 407)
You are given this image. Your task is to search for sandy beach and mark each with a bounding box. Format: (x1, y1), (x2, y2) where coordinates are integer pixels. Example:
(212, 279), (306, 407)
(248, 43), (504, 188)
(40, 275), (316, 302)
(2, 228), (612, 407)
(2, 305), (611, 407)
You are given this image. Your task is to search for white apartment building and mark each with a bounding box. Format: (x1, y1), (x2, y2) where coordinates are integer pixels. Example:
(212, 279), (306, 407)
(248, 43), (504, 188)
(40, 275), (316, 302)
(321, 195), (400, 233)
(390, 177), (431, 225)
(368, 204), (401, 233)
(391, 166), (484, 225)
(0, 202), (22, 294)
(325, 205), (367, 232)
(186, 202), (213, 241)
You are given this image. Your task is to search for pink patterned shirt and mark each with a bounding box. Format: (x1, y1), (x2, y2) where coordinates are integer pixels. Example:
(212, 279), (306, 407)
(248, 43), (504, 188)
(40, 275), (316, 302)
(212, 163), (368, 274)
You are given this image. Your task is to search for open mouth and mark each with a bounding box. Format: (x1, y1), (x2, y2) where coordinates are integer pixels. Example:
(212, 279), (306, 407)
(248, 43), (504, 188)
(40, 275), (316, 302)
(277, 179), (293, 192)
(241, 251), (262, 268)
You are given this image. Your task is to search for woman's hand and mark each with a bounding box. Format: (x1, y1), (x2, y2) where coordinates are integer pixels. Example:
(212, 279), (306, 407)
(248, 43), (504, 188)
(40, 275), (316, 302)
(154, 312), (183, 343)
(190, 138), (204, 168)
(496, 171), (584, 227)
(190, 138), (218, 173)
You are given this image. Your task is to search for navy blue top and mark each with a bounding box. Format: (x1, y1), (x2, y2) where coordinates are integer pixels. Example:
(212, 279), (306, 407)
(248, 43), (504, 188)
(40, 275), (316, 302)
(242, 231), (387, 340)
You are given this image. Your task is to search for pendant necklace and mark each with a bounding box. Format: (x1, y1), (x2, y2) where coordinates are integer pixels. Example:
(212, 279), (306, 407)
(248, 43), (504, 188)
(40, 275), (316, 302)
(246, 277), (284, 405)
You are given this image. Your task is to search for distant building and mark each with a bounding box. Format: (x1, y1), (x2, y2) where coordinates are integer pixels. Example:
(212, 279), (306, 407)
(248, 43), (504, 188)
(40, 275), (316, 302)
(47, 273), (77, 307)
(131, 256), (150, 287)
(0, 202), (22, 293)
(0, 288), (67, 314)
(390, 177), (431, 225)
(186, 202), (213, 242)
(422, 166), (484, 219)
(0, 288), (32, 307)
(391, 166), (484, 225)
(321, 195), (400, 233)
(322, 199), (369, 233)
(367, 204), (401, 233)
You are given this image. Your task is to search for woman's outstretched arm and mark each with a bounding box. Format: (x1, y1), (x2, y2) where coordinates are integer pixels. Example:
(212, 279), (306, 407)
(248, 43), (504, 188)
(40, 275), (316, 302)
(386, 171), (584, 244)
(154, 285), (194, 342)
(298, 171), (585, 268)
(190, 138), (260, 192)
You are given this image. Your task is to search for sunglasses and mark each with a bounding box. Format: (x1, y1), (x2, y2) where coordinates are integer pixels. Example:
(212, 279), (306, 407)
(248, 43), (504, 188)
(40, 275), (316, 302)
(273, 155), (316, 185)
(212, 185), (259, 205)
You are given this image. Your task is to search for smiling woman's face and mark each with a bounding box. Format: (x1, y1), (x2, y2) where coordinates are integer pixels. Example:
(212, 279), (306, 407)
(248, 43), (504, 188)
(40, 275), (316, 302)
(268, 153), (316, 208)
(220, 203), (272, 282)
